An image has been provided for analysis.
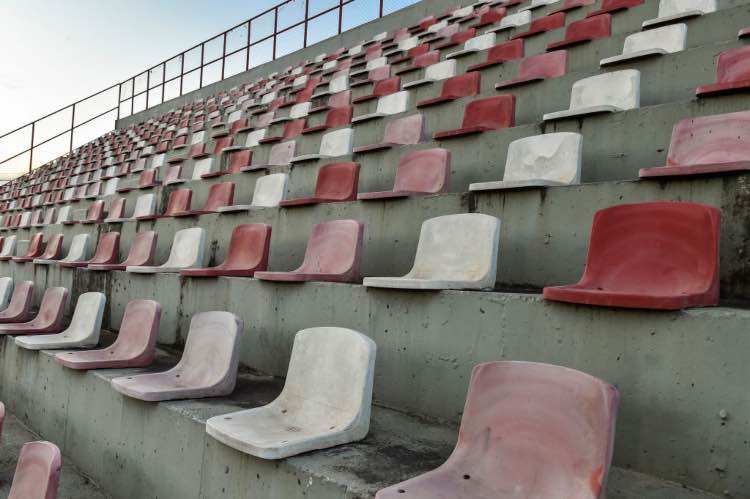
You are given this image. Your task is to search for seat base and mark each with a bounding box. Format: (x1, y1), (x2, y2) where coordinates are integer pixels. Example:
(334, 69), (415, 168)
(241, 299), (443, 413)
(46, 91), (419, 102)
(352, 112), (386, 123)
(446, 48), (477, 59)
(469, 179), (570, 191)
(402, 78), (436, 89)
(495, 75), (545, 90)
(125, 266), (186, 274)
(434, 125), (491, 140)
(363, 276), (492, 290)
(543, 104), (622, 121)
(642, 11), (703, 29)
(353, 142), (396, 154)
(600, 48), (667, 66)
(15, 334), (97, 351)
(695, 79), (750, 97)
(543, 285), (718, 310)
(358, 190), (426, 201)
(180, 267), (259, 277)
(547, 36), (593, 51)
(639, 161), (750, 178)
(254, 271), (355, 282)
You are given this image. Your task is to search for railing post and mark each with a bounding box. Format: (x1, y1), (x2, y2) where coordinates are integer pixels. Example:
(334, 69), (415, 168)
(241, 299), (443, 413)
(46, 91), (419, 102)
(145, 70), (151, 110)
(130, 77), (135, 115)
(221, 33), (227, 80)
(180, 53), (185, 96)
(116, 83), (122, 121)
(199, 44), (205, 89)
(272, 7), (278, 59)
(338, 0), (344, 33)
(303, 0), (309, 47)
(161, 64), (166, 105)
(380, 0), (384, 17)
(246, 21), (252, 71)
(69, 103), (76, 153)
(28, 123), (35, 173)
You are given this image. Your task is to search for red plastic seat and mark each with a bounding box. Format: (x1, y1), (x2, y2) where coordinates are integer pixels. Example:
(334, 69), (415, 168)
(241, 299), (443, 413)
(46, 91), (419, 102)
(358, 149), (450, 200)
(395, 50), (441, 75)
(181, 224), (271, 277)
(280, 162), (360, 207)
(7, 441), (61, 499)
(469, 7), (506, 29)
(105, 197), (127, 220)
(550, 0), (596, 14)
(88, 231), (157, 271)
(433, 29), (477, 50)
(11, 233), (44, 263)
(639, 111), (750, 177)
(495, 50), (568, 89)
(352, 77), (401, 104)
(354, 114), (424, 153)
(0, 281), (34, 323)
(376, 361), (619, 499)
(139, 188), (191, 220)
(60, 232), (120, 268)
(417, 72), (481, 108)
(56, 299), (161, 370)
(350, 65), (392, 89)
(173, 182), (235, 217)
(410, 16), (437, 33)
(120, 168), (158, 192)
(513, 12), (566, 39)
(202, 149), (253, 178)
(695, 46), (750, 97)
(33, 234), (63, 263)
(0, 286), (68, 336)
(433, 95), (516, 140)
(302, 106), (353, 134)
(80, 200), (106, 225)
(254, 219), (363, 283)
(389, 44), (429, 66)
(543, 202), (720, 310)
(258, 119), (306, 144)
(467, 39), (525, 72)
(586, 0), (642, 17)
(547, 14), (611, 51)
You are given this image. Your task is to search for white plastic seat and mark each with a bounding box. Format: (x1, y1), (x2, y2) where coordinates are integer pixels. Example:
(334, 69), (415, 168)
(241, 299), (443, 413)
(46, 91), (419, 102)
(0, 277), (13, 309)
(192, 157), (217, 179)
(363, 213), (501, 290)
(0, 235), (16, 258)
(487, 11), (532, 34)
(218, 174), (289, 212)
(103, 178), (119, 196)
(520, 0), (560, 11)
(245, 129), (267, 148)
(446, 33), (496, 59)
(470, 132), (583, 191)
(58, 234), (92, 265)
(272, 102), (311, 123)
(15, 292), (105, 350)
(126, 227), (205, 273)
(402, 60), (457, 89)
(352, 91), (410, 123)
(601, 24), (687, 66)
(291, 128), (354, 162)
(643, 0), (716, 29)
(543, 70), (641, 121)
(54, 206), (71, 225)
(314, 74), (349, 98)
(206, 326), (376, 459)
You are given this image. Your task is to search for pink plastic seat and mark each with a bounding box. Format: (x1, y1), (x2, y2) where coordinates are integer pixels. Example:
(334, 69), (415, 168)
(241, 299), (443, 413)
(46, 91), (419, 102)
(56, 299), (161, 370)
(358, 149), (450, 200)
(88, 231), (157, 271)
(512, 12), (566, 40)
(395, 50), (441, 75)
(376, 361), (619, 499)
(434, 29), (477, 51)
(639, 111), (750, 177)
(0, 286), (68, 336)
(12, 233), (45, 263)
(547, 14), (611, 51)
(417, 72), (481, 108)
(350, 66), (392, 89)
(7, 441), (61, 499)
(138, 188), (191, 220)
(352, 77), (401, 104)
(695, 46), (750, 97)
(181, 224), (271, 277)
(280, 162), (360, 207)
(433, 95), (516, 140)
(118, 169), (158, 192)
(543, 202), (720, 310)
(302, 106), (353, 134)
(60, 232), (120, 268)
(586, 0), (642, 17)
(202, 149), (253, 178)
(467, 39), (525, 72)
(354, 114), (424, 153)
(389, 44), (429, 66)
(77, 200), (105, 225)
(495, 50), (568, 89)
(259, 119), (305, 144)
(0, 281), (34, 323)
(105, 197), (127, 220)
(255, 219), (363, 283)
(33, 234), (64, 263)
(469, 7), (506, 29)
(550, 0), (596, 14)
(172, 182), (235, 216)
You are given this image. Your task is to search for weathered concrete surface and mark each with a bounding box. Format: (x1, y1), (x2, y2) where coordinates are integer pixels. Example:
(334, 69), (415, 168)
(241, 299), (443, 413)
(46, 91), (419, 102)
(0, 338), (721, 499)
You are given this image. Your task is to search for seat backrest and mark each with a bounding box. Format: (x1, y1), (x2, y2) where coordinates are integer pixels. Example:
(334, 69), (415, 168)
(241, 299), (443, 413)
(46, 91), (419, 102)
(277, 327), (376, 426)
(313, 162), (360, 201)
(192, 158), (216, 179)
(7, 441), (61, 499)
(0, 401), (4, 437)
(90, 232), (120, 265)
(268, 141), (296, 166)
(499, 10), (531, 28)
(55, 206), (71, 224)
(39, 234), (63, 260)
(320, 127), (354, 157)
(163, 164), (183, 184)
(0, 277), (13, 309)
(441, 71), (480, 98)
(596, 0), (643, 13)
(3, 281), (33, 318)
(63, 234), (92, 262)
(132, 194), (156, 218)
(107, 198), (127, 220)
(579, 202), (720, 295)
(26, 233), (44, 257)
(375, 91), (410, 115)
(372, 76), (401, 97)
(714, 45), (750, 84)
(666, 111), (750, 166)
(657, 0), (716, 17)
(563, 13), (611, 40)
(486, 38), (525, 63)
(526, 11), (565, 32)
(568, 70), (640, 110)
(504, 132), (582, 184)
(123, 231), (157, 266)
(176, 311), (241, 387)
(621, 23), (686, 56)
(462, 95), (516, 129)
(394, 148), (450, 193)
(251, 173), (289, 207)
(520, 50), (567, 79)
(299, 220), (363, 277)
(109, 299), (161, 362)
(164, 189), (192, 215)
(413, 50), (440, 68)
(325, 106), (353, 128)
(0, 235), (17, 257)
(227, 150), (252, 173)
(464, 32), (495, 51)
(452, 361), (618, 499)
(66, 292), (106, 340)
(202, 182), (235, 211)
(407, 214), (500, 284)
(224, 224), (272, 270)
(383, 114), (424, 145)
(329, 90), (352, 108)
(165, 227), (205, 268)
(34, 287), (68, 328)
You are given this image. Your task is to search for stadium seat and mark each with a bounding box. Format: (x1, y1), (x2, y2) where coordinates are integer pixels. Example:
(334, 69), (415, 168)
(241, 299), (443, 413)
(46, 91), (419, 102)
(56, 299), (161, 370)
(11, 233), (45, 263)
(446, 33), (496, 59)
(60, 232), (120, 268)
(176, 183), (235, 216)
(354, 114), (423, 153)
(201, 149), (253, 177)
(31, 233), (64, 264)
(56, 233), (92, 266)
(433, 95), (515, 140)
(0, 286), (68, 336)
(495, 50), (567, 89)
(470, 132), (583, 191)
(352, 76), (401, 104)
(486, 10), (531, 34)
(643, 0), (716, 29)
(512, 12), (566, 40)
(162, 164), (186, 185)
(254, 220), (363, 283)
(402, 60), (457, 89)
(206, 326), (376, 459)
(280, 162), (359, 207)
(586, 0), (643, 17)
(138, 188), (190, 220)
(103, 197), (127, 222)
(218, 173), (289, 212)
(358, 148), (450, 200)
(290, 128), (354, 162)
(695, 46), (750, 97)
(416, 72), (480, 107)
(469, 7), (507, 29)
(601, 23), (687, 66)
(375, 361), (618, 499)
(543, 202), (720, 309)
(302, 105), (353, 134)
(245, 141), (295, 170)
(110, 311), (241, 401)
(181, 224), (271, 277)
(521, 0), (560, 11)
(88, 231), (156, 271)
(0, 277), (13, 310)
(258, 119), (305, 144)
(543, 70), (640, 121)
(639, 111), (750, 177)
(352, 91), (410, 122)
(0, 235), (17, 260)
(550, 0), (596, 14)
(127, 227), (205, 273)
(364, 213), (500, 290)
(7, 441), (61, 499)
(15, 292), (105, 350)
(394, 50), (440, 75)
(0, 281), (33, 323)
(547, 14), (611, 51)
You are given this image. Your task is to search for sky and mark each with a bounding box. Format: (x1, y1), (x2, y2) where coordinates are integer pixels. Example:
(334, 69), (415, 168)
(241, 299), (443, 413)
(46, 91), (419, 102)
(0, 0), (416, 176)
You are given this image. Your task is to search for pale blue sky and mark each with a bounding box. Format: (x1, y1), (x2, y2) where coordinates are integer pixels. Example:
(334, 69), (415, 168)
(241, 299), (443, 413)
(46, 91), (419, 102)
(0, 0), (417, 174)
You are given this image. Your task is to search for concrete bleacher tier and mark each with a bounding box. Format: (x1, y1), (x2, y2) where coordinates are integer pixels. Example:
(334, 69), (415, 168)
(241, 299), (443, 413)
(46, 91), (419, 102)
(0, 0), (750, 497)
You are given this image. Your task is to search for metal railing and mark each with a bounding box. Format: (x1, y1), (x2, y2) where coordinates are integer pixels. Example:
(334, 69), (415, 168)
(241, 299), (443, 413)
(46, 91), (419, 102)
(0, 0), (417, 176)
